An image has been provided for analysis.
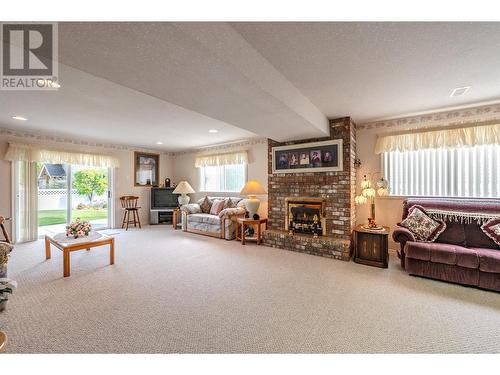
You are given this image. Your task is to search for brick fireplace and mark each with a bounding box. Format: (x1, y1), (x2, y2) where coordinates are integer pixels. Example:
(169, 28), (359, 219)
(262, 117), (356, 260)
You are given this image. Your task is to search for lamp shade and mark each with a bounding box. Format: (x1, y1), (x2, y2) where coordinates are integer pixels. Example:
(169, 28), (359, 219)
(173, 181), (195, 194)
(240, 180), (267, 196)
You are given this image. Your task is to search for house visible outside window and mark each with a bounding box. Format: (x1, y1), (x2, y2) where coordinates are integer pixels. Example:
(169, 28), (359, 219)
(199, 164), (247, 192)
(383, 144), (500, 198)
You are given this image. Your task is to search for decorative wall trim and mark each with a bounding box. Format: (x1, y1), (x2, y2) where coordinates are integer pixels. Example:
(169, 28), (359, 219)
(0, 127), (175, 156)
(172, 137), (267, 156)
(358, 102), (500, 131)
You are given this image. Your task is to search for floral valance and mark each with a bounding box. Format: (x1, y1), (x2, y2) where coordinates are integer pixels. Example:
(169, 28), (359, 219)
(195, 151), (248, 168)
(3, 143), (120, 168)
(375, 123), (500, 154)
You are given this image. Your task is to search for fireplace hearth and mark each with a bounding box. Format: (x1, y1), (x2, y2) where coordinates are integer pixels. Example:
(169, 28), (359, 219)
(285, 197), (326, 237)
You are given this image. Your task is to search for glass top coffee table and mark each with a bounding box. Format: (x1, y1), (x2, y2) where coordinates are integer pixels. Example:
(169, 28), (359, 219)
(44, 232), (115, 277)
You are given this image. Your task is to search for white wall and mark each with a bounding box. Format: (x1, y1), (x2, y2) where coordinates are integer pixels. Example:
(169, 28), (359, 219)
(0, 137), (174, 239)
(172, 139), (268, 217)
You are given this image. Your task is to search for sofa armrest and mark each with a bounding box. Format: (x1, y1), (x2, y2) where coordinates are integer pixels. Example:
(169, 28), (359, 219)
(392, 226), (416, 245)
(180, 203), (201, 215)
(392, 226), (416, 268)
(219, 207), (246, 219)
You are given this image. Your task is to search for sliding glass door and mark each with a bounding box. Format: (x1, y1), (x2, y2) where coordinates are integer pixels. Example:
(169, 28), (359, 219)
(36, 163), (112, 237)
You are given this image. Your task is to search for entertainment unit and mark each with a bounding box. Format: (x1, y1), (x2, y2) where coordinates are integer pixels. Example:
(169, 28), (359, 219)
(149, 187), (179, 225)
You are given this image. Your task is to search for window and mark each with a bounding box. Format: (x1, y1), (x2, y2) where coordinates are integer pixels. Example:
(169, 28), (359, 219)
(199, 164), (246, 192)
(383, 144), (500, 198)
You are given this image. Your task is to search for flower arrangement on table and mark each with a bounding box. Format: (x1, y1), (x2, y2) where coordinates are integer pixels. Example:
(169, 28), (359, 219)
(66, 219), (92, 239)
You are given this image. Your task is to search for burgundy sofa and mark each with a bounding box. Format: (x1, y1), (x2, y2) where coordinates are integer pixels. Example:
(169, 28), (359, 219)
(393, 198), (500, 292)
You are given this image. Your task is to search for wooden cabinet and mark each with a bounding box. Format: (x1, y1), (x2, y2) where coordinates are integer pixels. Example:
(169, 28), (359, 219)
(353, 225), (389, 268)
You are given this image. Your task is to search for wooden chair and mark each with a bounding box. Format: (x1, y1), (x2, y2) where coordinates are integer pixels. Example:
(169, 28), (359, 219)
(120, 196), (142, 230)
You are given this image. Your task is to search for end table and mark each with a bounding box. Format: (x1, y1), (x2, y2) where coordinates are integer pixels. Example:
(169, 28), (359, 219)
(353, 224), (389, 268)
(236, 218), (268, 245)
(172, 208), (182, 230)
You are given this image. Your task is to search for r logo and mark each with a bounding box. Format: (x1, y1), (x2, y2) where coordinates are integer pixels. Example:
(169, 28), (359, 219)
(1, 23), (58, 90)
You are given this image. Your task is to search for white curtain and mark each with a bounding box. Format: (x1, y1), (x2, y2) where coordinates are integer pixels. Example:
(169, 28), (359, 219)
(4, 142), (120, 168)
(195, 151), (248, 168)
(375, 123), (500, 154)
(14, 161), (38, 242)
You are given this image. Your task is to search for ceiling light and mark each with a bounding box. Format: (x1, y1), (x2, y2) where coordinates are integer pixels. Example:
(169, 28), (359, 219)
(208, 129), (218, 133)
(12, 116), (27, 121)
(450, 86), (471, 97)
(156, 141), (163, 145)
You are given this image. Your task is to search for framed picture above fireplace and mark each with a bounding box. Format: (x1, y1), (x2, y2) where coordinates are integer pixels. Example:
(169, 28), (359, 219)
(272, 139), (343, 174)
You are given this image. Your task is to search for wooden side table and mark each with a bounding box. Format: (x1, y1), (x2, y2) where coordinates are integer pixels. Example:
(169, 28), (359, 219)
(236, 218), (268, 245)
(172, 208), (182, 230)
(353, 224), (389, 268)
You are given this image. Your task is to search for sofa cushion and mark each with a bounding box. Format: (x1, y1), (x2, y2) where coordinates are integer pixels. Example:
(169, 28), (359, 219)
(400, 205), (446, 242)
(200, 196), (213, 214)
(210, 199), (225, 215)
(476, 248), (500, 273)
(405, 242), (479, 269)
(435, 222), (467, 247)
(224, 197), (236, 209)
(481, 218), (500, 247)
(465, 223), (499, 250)
(187, 213), (221, 226)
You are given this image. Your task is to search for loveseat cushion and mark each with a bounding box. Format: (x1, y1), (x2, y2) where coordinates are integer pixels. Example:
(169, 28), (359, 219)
(476, 248), (500, 273)
(465, 223), (499, 250)
(435, 222), (467, 247)
(400, 205), (446, 242)
(187, 213), (221, 226)
(404, 242), (479, 269)
(480, 218), (500, 247)
(199, 196), (213, 214)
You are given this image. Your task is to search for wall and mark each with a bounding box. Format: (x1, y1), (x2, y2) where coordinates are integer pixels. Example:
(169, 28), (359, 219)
(266, 117), (356, 241)
(0, 133), (174, 241)
(172, 138), (268, 217)
(355, 102), (500, 250)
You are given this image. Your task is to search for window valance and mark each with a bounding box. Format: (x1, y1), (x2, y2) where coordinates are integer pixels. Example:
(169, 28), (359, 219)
(3, 143), (120, 168)
(195, 151), (248, 168)
(375, 123), (500, 154)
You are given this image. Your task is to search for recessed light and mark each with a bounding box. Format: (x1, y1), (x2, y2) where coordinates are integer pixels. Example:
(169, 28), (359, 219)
(208, 129), (218, 133)
(12, 116), (27, 121)
(156, 141), (163, 145)
(450, 86), (471, 97)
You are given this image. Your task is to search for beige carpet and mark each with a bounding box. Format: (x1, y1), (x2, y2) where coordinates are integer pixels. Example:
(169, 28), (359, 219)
(1, 226), (500, 353)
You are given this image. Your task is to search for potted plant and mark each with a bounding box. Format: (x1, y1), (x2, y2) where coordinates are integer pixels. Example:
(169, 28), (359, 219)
(0, 278), (17, 312)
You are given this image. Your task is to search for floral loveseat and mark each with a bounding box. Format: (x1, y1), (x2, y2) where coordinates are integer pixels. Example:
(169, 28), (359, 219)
(180, 196), (246, 240)
(393, 198), (500, 292)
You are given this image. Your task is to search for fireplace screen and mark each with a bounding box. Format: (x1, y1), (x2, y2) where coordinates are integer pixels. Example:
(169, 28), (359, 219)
(285, 198), (326, 236)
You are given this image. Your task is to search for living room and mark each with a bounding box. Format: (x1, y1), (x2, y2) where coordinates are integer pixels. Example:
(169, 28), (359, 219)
(1, 2), (500, 373)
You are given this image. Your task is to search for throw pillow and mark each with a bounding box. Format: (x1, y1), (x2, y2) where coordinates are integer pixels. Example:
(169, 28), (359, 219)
(481, 218), (500, 247)
(400, 205), (447, 242)
(200, 196), (213, 214)
(210, 199), (225, 216)
(224, 198), (236, 209)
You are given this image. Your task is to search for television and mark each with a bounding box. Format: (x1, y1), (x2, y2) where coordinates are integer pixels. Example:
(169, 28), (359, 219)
(151, 187), (179, 209)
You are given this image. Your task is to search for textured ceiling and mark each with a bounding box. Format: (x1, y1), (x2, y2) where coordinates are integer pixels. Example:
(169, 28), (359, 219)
(1, 22), (500, 151)
(232, 22), (500, 122)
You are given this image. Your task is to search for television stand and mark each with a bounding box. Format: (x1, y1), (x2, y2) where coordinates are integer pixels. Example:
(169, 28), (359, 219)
(150, 208), (178, 225)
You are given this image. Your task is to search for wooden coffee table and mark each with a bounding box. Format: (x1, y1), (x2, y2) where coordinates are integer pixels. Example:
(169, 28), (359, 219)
(45, 232), (115, 277)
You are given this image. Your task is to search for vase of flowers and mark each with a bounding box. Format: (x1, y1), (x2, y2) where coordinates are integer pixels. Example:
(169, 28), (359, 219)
(66, 219), (92, 239)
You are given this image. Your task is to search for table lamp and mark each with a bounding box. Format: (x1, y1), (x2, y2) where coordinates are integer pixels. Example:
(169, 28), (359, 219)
(240, 180), (267, 218)
(173, 181), (195, 206)
(354, 174), (389, 229)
